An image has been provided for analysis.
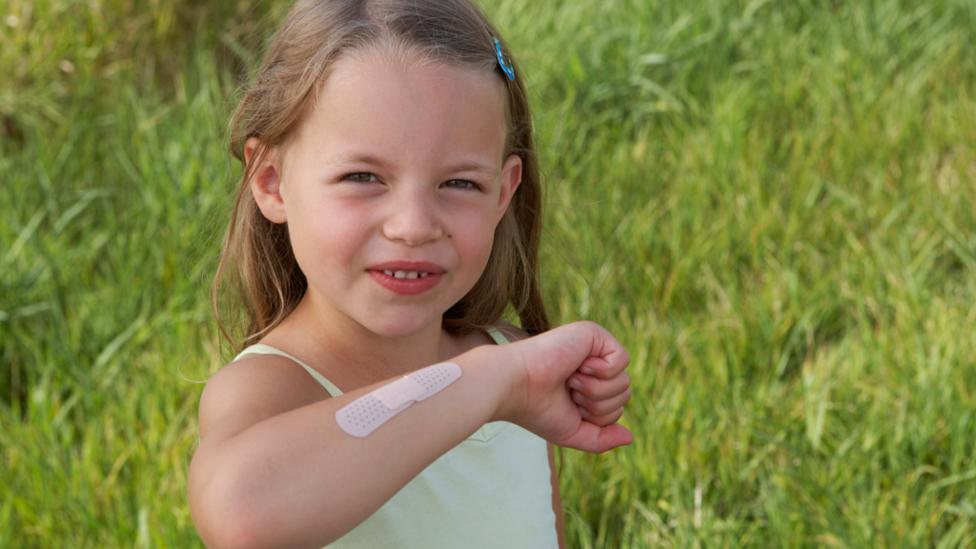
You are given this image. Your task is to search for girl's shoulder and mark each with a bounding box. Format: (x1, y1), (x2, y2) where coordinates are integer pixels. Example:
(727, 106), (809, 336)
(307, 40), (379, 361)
(196, 353), (328, 445)
(445, 320), (529, 355)
(458, 320), (529, 349)
(489, 320), (530, 343)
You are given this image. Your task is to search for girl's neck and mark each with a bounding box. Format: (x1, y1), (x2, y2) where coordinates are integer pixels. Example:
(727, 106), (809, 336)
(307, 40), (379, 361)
(264, 292), (462, 389)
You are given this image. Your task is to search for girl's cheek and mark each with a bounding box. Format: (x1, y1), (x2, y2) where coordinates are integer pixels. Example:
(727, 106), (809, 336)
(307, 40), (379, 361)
(317, 207), (369, 239)
(454, 221), (497, 259)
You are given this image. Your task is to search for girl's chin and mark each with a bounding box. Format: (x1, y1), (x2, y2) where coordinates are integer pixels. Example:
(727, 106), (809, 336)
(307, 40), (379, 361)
(359, 315), (443, 339)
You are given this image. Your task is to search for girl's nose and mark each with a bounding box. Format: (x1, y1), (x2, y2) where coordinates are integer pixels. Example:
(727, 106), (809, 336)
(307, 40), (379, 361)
(381, 191), (445, 246)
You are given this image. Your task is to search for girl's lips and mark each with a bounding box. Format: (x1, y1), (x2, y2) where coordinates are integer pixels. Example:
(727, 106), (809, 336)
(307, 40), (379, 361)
(368, 270), (443, 295)
(367, 260), (446, 274)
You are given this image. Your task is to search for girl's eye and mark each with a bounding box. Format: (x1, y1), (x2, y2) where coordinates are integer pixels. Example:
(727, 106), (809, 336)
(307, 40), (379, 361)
(443, 179), (482, 191)
(342, 172), (379, 183)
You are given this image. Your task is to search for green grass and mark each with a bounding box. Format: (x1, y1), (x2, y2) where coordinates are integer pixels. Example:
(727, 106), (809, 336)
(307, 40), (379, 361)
(3, 0), (975, 546)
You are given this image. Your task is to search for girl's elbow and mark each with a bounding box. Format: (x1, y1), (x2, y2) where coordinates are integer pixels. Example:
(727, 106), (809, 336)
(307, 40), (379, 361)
(191, 489), (272, 549)
(189, 462), (272, 549)
(196, 519), (261, 549)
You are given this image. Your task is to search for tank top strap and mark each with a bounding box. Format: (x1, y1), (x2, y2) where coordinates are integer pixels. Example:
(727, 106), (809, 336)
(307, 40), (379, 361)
(485, 326), (511, 345)
(234, 343), (344, 397)
(236, 328), (511, 396)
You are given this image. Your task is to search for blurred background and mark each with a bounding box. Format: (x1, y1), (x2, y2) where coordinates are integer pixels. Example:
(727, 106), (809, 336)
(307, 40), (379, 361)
(2, 0), (974, 546)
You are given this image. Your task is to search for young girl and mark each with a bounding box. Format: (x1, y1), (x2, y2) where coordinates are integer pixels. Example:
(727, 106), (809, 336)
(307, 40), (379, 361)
(189, 0), (633, 547)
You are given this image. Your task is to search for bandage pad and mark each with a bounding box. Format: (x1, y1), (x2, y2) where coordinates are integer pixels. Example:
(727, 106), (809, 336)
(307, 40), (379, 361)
(335, 362), (462, 437)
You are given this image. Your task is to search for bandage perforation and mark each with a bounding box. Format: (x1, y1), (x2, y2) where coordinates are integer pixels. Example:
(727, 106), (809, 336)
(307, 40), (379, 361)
(335, 362), (461, 437)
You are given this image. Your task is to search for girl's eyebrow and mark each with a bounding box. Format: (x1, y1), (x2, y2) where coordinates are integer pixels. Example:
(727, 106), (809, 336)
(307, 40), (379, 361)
(329, 152), (498, 177)
(329, 152), (391, 169)
(445, 161), (499, 177)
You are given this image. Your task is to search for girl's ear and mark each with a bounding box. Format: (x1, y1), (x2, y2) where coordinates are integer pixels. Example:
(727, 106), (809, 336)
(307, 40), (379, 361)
(245, 137), (287, 224)
(496, 153), (523, 222)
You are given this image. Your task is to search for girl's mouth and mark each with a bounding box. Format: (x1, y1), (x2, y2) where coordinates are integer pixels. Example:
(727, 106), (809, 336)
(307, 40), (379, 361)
(381, 270), (431, 279)
(368, 270), (443, 295)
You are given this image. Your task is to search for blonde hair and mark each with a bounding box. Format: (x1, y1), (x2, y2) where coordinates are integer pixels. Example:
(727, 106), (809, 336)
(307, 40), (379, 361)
(212, 0), (549, 353)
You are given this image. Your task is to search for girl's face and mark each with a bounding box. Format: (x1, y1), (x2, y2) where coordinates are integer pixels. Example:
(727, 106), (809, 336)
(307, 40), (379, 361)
(252, 47), (522, 338)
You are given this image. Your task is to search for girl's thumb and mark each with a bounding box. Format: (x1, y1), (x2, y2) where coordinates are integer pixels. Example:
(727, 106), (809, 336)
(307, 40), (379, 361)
(560, 422), (633, 454)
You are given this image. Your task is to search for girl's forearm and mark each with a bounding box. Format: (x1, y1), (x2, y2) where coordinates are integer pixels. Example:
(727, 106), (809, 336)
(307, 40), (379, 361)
(191, 345), (520, 549)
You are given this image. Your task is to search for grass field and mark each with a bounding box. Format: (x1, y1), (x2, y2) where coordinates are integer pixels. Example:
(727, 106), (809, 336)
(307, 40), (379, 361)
(2, 0), (975, 546)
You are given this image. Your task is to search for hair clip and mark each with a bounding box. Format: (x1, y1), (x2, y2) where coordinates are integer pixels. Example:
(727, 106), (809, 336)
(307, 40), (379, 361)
(493, 37), (515, 81)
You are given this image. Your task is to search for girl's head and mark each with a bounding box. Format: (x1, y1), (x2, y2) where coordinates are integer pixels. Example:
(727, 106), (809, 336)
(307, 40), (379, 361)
(213, 0), (549, 350)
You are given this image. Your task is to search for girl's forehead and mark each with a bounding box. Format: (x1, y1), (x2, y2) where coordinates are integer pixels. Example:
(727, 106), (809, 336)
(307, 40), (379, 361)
(291, 48), (509, 165)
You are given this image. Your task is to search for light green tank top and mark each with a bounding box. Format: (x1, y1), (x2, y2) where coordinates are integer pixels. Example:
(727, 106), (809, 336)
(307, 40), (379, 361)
(233, 327), (559, 548)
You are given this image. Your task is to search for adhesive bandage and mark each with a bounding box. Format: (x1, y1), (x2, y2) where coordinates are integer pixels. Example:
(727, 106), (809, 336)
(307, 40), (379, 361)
(335, 362), (462, 437)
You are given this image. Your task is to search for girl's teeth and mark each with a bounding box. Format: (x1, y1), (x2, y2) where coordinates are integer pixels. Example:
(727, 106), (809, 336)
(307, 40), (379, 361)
(381, 270), (430, 279)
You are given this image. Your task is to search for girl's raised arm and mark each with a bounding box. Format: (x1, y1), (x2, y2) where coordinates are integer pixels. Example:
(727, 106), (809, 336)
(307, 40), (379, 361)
(188, 321), (631, 548)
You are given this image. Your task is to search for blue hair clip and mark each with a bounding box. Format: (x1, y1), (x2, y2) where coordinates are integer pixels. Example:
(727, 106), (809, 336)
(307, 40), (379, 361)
(493, 37), (515, 81)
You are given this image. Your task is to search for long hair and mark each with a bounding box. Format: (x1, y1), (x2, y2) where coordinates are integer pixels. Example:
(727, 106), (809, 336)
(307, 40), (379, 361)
(212, 0), (549, 353)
